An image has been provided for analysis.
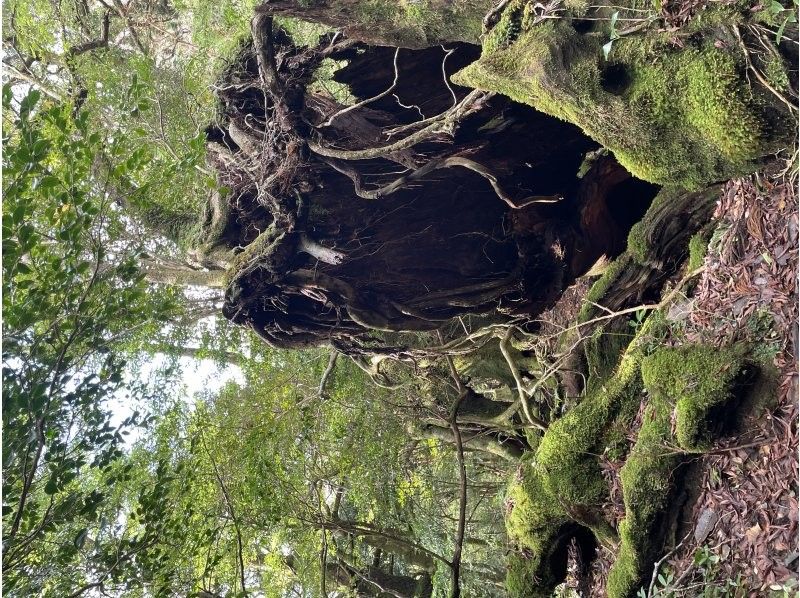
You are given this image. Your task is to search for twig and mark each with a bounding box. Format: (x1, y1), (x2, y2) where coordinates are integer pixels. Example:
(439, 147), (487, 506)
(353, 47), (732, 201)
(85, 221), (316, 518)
(499, 327), (548, 431)
(647, 529), (693, 597)
(324, 153), (560, 207)
(732, 24), (797, 113)
(317, 350), (339, 398)
(440, 46), (458, 108)
(308, 90), (490, 161)
(321, 48), (401, 127)
(561, 266), (706, 338)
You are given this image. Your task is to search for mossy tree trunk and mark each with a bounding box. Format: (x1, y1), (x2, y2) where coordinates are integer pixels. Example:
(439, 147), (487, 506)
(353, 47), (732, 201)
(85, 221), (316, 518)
(258, 0), (492, 48)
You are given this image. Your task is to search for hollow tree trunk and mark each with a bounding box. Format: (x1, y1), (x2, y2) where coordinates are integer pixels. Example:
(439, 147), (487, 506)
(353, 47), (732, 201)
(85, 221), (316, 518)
(205, 19), (659, 353)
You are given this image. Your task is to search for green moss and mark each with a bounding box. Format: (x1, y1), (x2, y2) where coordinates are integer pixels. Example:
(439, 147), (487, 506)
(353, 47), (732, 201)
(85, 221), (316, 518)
(687, 232), (709, 270)
(483, 1), (525, 54)
(224, 223), (285, 286)
(606, 397), (679, 598)
(764, 54), (791, 93)
(505, 457), (570, 597)
(352, 0), (491, 47)
(584, 325), (635, 390)
(641, 345), (746, 451)
(578, 255), (628, 323)
(536, 315), (664, 531)
(506, 315), (674, 596)
(682, 51), (762, 161)
(453, 8), (792, 188)
(627, 185), (710, 267)
(626, 222), (648, 266)
(606, 343), (746, 596)
(455, 338), (532, 391)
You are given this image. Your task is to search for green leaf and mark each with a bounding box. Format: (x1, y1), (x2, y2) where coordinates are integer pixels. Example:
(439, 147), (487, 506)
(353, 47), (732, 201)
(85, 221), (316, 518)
(73, 528), (88, 549)
(603, 40), (614, 60)
(44, 478), (58, 495)
(769, 0), (785, 14)
(20, 90), (42, 119)
(776, 14), (792, 43)
(12, 203), (26, 224)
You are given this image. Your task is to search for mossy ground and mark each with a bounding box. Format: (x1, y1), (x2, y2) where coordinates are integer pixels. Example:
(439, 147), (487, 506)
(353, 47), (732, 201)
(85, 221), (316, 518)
(452, 0), (792, 188)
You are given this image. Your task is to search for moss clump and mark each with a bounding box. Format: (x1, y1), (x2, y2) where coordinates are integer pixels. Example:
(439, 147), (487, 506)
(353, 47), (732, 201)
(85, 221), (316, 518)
(584, 325), (635, 390)
(681, 50), (762, 161)
(578, 255), (628, 323)
(507, 314), (672, 596)
(764, 54), (791, 92)
(606, 395), (679, 598)
(505, 456), (571, 597)
(453, 2), (792, 188)
(606, 343), (746, 596)
(687, 232), (709, 270)
(224, 223), (288, 286)
(626, 222), (648, 266)
(536, 315), (666, 534)
(352, 0), (492, 47)
(641, 345), (746, 451)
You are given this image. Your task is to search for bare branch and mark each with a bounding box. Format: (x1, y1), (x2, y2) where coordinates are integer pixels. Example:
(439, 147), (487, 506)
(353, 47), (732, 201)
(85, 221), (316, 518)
(320, 47), (401, 128)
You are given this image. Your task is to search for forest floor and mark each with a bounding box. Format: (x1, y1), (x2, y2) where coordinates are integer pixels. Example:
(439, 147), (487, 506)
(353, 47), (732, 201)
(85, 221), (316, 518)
(550, 164), (799, 596)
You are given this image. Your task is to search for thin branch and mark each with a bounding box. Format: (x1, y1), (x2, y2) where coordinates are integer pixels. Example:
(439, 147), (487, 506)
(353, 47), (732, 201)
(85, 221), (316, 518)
(200, 434), (248, 597)
(320, 47), (401, 128)
(317, 350), (339, 398)
(325, 153), (559, 207)
(437, 331), (470, 598)
(67, 11), (111, 57)
(499, 327), (547, 431)
(308, 90), (490, 161)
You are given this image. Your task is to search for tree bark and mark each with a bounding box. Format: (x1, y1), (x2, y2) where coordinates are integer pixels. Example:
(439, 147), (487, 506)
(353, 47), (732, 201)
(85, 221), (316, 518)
(411, 423), (523, 462)
(256, 0), (493, 48)
(143, 261), (226, 288)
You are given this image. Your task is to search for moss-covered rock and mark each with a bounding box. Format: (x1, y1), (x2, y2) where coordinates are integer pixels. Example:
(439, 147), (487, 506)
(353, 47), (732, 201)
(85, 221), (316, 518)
(453, 0), (792, 188)
(641, 345), (747, 451)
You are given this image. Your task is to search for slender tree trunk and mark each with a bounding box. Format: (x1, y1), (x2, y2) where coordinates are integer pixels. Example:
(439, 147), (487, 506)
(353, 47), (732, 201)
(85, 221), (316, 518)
(328, 520), (440, 571)
(256, 0), (493, 48)
(143, 261), (226, 288)
(411, 423), (523, 462)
